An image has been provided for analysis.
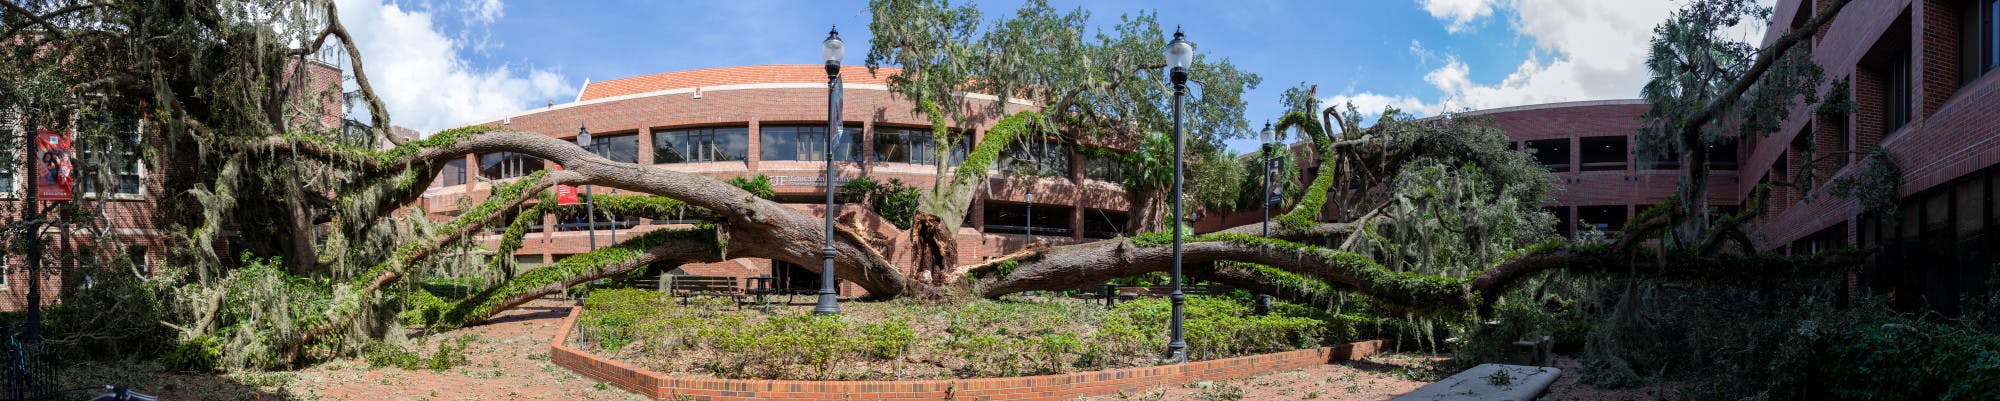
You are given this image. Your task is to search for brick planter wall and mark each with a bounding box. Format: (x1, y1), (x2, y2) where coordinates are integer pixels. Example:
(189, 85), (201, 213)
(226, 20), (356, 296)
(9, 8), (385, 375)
(548, 302), (1384, 401)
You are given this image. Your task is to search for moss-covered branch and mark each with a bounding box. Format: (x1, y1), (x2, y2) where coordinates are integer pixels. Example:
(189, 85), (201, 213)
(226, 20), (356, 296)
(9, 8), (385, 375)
(406, 227), (722, 330)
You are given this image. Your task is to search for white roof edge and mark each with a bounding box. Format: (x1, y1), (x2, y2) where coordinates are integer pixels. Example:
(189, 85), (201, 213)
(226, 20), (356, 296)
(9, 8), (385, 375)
(574, 78), (591, 103)
(459, 83), (1037, 128)
(1456, 99), (1648, 116)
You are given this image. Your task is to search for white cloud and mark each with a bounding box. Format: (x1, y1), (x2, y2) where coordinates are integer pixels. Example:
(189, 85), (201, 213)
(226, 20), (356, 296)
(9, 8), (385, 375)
(1418, 0), (1501, 33)
(334, 0), (571, 134)
(1337, 0), (1775, 118)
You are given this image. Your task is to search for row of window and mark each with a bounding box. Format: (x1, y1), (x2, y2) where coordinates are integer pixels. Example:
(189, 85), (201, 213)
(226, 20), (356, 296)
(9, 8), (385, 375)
(1516, 136), (1740, 173)
(0, 128), (145, 196)
(443, 124), (1130, 184)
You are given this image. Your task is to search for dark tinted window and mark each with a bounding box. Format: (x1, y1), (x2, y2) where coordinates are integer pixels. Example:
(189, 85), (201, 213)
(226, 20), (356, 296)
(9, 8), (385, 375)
(1001, 141), (1071, 177)
(441, 159), (467, 186)
(591, 134), (639, 163)
(479, 152), (544, 179)
(760, 125), (860, 161)
(1525, 139), (1570, 172)
(874, 127), (967, 165)
(653, 127), (748, 163)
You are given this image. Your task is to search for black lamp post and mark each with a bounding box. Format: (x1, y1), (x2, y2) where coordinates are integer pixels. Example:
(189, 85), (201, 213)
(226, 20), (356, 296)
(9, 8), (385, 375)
(1261, 121), (1275, 238)
(577, 124), (598, 254)
(1024, 188), (1034, 249)
(1162, 26), (1193, 364)
(815, 26), (846, 315)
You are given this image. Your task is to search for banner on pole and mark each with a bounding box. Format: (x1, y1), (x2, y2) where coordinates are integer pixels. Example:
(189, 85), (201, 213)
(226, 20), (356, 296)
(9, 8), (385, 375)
(553, 164), (579, 205)
(35, 130), (73, 201)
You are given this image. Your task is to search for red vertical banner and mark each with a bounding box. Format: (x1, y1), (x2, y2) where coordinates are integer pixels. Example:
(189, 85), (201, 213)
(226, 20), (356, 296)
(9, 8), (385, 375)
(35, 130), (73, 201)
(553, 164), (579, 205)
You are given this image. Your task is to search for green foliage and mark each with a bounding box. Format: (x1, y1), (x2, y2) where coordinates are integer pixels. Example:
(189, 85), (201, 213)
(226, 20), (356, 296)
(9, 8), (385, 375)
(1187, 146), (1246, 212)
(724, 174), (776, 199)
(839, 176), (923, 229)
(406, 227), (718, 330)
(1828, 150), (1902, 220)
(953, 111), (1041, 185)
(363, 335), (474, 371)
(161, 336), (223, 373)
(1103, 297), (1324, 361)
(575, 290), (1323, 380)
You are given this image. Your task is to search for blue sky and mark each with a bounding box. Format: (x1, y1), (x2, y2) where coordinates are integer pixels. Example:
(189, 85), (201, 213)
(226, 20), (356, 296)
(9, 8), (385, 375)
(335, 0), (1775, 154)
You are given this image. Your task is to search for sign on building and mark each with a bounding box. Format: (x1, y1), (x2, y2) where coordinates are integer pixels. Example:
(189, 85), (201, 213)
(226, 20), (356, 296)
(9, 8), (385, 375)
(35, 130), (72, 201)
(552, 164), (579, 205)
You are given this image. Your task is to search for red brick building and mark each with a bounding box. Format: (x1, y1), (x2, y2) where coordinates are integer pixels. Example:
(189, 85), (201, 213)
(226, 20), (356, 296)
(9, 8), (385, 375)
(1464, 100), (1745, 237)
(428, 65), (1136, 294)
(0, 59), (350, 311)
(1753, 0), (2000, 313)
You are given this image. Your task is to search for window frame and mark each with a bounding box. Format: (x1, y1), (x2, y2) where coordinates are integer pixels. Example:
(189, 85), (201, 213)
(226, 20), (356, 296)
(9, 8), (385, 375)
(759, 125), (861, 162)
(478, 151), (545, 180)
(873, 127), (967, 165)
(78, 128), (145, 198)
(654, 126), (749, 164)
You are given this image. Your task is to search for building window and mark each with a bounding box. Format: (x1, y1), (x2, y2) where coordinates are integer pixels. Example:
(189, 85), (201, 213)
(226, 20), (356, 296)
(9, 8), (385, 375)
(1886, 48), (1912, 132)
(1083, 153), (1129, 183)
(0, 129), (15, 193)
(440, 159), (468, 187)
(1963, 0), (2000, 85)
(760, 125), (860, 162)
(1000, 141), (1071, 177)
(1705, 141), (1739, 170)
(478, 151), (543, 180)
(126, 247), (149, 275)
(1576, 205), (1627, 233)
(874, 127), (967, 165)
(591, 134), (639, 163)
(1578, 136), (1628, 171)
(1525, 139), (1570, 172)
(654, 127), (747, 163)
(1082, 209), (1129, 239)
(80, 130), (143, 195)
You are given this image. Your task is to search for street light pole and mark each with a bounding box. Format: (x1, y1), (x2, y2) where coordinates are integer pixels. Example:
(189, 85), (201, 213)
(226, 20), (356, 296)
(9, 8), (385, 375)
(1162, 26), (1193, 364)
(1025, 189), (1034, 250)
(815, 26), (846, 315)
(1261, 122), (1274, 238)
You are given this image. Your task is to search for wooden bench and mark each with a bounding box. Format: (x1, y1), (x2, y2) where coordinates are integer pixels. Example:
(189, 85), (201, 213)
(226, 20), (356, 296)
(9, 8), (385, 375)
(666, 275), (741, 305)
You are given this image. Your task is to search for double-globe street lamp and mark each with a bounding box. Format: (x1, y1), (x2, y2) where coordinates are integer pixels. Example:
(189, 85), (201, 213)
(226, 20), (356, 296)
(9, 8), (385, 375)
(1162, 26), (1194, 364)
(816, 26), (846, 315)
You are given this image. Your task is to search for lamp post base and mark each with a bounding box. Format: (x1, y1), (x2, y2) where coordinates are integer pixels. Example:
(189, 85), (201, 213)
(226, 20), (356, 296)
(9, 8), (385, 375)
(812, 293), (841, 315)
(1158, 347), (1187, 364)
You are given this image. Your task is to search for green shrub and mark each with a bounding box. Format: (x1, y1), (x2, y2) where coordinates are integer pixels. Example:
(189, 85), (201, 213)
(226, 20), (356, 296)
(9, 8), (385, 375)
(161, 335), (222, 372)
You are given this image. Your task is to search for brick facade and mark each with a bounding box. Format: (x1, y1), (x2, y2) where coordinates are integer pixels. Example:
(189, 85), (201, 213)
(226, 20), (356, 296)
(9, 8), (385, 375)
(427, 65), (1136, 296)
(547, 303), (1384, 401)
(1754, 0), (2000, 251)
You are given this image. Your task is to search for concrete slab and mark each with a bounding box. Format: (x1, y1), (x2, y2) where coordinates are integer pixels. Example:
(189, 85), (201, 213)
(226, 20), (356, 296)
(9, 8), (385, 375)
(1391, 364), (1561, 401)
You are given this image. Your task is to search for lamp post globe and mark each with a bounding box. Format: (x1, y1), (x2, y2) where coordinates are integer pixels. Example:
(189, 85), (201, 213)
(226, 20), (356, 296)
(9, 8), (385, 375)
(815, 26), (845, 315)
(1162, 26), (1192, 364)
